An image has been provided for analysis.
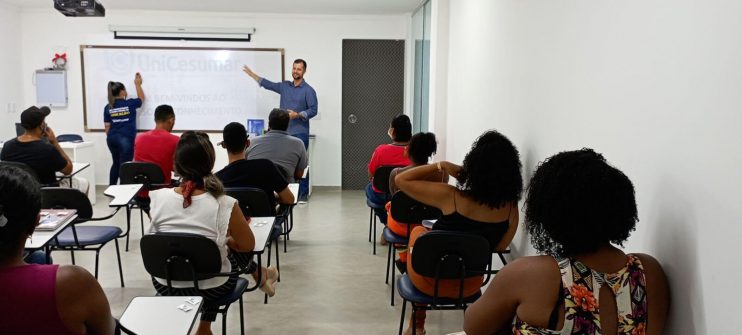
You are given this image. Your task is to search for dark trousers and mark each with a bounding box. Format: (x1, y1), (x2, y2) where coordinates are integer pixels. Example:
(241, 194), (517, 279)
(292, 132), (310, 200)
(106, 134), (134, 185)
(365, 183), (389, 224)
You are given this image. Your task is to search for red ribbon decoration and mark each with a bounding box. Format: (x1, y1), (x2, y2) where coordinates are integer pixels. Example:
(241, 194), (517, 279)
(52, 53), (67, 62)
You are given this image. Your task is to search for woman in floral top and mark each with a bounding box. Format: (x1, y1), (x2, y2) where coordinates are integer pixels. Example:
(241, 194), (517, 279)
(463, 149), (669, 335)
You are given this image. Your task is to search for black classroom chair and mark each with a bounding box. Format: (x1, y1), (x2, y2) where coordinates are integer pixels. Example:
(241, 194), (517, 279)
(396, 231), (491, 335)
(383, 191), (442, 306)
(366, 165), (404, 255)
(119, 162), (167, 251)
(140, 232), (247, 335)
(42, 187), (125, 287)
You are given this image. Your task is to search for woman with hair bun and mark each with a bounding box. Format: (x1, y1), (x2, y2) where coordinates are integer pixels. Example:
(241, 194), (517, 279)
(104, 73), (145, 185)
(385, 132), (447, 266)
(388, 132), (443, 195)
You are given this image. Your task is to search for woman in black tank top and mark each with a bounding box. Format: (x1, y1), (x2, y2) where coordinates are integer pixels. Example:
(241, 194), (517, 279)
(395, 130), (524, 335)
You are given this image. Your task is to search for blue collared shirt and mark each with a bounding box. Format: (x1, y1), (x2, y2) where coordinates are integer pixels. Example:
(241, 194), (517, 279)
(259, 78), (318, 136)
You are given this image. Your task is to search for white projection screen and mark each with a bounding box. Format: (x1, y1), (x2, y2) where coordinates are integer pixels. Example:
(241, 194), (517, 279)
(81, 45), (284, 131)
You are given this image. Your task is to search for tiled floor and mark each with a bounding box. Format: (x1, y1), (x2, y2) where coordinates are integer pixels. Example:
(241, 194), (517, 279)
(56, 187), (468, 334)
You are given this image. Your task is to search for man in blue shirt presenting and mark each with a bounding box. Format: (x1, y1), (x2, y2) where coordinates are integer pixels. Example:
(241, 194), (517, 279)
(243, 59), (318, 202)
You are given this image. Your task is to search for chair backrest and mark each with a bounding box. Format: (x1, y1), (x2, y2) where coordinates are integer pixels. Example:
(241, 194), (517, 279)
(40, 187), (93, 220)
(225, 187), (274, 217)
(372, 165), (404, 194)
(56, 134), (83, 142)
(120, 162), (166, 190)
(390, 191), (442, 224)
(410, 230), (490, 279)
(0, 161), (41, 184)
(140, 232), (223, 283)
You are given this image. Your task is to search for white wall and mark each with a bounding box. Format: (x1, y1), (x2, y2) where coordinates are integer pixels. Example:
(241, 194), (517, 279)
(445, 0), (741, 333)
(428, 0), (449, 161)
(18, 9), (409, 186)
(0, 1), (22, 141)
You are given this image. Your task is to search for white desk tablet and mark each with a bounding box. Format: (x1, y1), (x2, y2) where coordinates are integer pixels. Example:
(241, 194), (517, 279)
(120, 296), (202, 335)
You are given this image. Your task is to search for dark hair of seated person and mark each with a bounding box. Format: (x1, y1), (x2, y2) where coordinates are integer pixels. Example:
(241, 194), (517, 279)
(525, 148), (638, 257)
(457, 130), (523, 208)
(154, 104), (175, 122)
(268, 108), (290, 131)
(0, 165), (41, 260)
(222, 122), (249, 154)
(407, 132), (438, 165)
(390, 114), (412, 142)
(175, 131), (224, 202)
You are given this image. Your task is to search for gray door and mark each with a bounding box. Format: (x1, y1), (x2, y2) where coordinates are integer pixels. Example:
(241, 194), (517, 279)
(342, 39), (405, 189)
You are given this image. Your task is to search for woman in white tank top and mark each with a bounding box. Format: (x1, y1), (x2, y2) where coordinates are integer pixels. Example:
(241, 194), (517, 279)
(148, 131), (279, 335)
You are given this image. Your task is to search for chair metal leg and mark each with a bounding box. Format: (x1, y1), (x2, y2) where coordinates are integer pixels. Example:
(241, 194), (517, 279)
(284, 211), (291, 253)
(263, 250), (270, 304)
(115, 239), (125, 287)
(373, 214), (377, 255)
(266, 241), (272, 267)
(283, 225), (288, 253)
(94, 250), (100, 279)
(139, 207), (144, 237)
(289, 207), (294, 239)
(125, 206), (132, 252)
(221, 309), (227, 335)
(498, 252), (508, 265)
(386, 243), (392, 284)
(239, 297), (245, 335)
(287, 207), (294, 248)
(391, 250), (396, 306)
(368, 208), (373, 242)
(274, 238), (281, 282)
(398, 299), (407, 335)
(70, 250), (76, 265)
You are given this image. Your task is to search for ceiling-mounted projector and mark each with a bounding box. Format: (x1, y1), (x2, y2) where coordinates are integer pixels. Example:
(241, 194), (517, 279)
(54, 0), (105, 17)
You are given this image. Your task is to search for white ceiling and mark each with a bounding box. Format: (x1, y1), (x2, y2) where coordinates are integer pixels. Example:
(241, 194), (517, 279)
(4, 0), (424, 15)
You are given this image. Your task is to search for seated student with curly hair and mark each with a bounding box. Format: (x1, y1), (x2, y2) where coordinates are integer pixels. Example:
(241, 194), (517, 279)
(0, 165), (115, 334)
(464, 149), (670, 335)
(395, 130), (523, 335)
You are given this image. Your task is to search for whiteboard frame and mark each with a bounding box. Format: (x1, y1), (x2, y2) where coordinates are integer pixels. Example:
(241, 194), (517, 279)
(80, 45), (285, 132)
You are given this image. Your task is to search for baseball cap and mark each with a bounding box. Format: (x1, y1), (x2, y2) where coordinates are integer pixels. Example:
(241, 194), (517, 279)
(20, 106), (51, 129)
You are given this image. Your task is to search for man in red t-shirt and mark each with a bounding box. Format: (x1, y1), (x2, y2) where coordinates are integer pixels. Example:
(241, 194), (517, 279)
(133, 105), (180, 208)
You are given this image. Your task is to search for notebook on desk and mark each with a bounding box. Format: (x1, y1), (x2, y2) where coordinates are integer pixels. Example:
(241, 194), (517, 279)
(37, 209), (77, 231)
